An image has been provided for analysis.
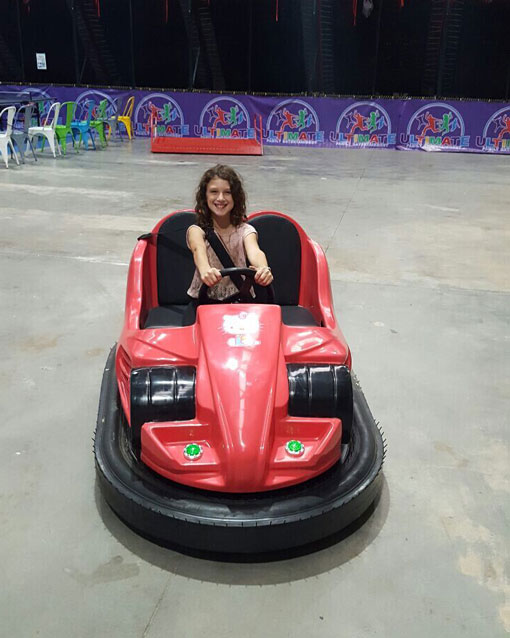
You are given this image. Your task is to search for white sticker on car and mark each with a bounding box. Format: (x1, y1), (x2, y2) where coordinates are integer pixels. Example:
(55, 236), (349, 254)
(223, 312), (260, 347)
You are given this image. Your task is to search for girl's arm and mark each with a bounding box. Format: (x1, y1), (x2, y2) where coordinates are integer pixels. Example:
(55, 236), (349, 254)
(244, 233), (273, 286)
(188, 226), (222, 287)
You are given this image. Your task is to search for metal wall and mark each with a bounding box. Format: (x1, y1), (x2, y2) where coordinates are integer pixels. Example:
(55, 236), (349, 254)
(1, 0), (509, 99)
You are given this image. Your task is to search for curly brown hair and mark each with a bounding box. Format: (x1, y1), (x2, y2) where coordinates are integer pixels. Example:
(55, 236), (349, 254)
(194, 164), (247, 229)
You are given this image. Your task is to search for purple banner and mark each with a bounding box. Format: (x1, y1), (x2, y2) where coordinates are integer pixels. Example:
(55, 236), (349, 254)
(2, 84), (509, 154)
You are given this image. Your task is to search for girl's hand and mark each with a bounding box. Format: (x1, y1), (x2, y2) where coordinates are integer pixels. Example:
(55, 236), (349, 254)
(200, 267), (222, 287)
(251, 265), (273, 287)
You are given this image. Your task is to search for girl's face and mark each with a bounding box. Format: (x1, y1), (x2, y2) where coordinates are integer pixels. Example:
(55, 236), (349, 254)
(206, 177), (234, 221)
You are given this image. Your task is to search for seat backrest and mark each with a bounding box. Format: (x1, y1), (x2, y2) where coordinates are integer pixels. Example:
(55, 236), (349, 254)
(59, 101), (76, 127)
(82, 100), (95, 125)
(110, 96), (123, 120)
(0, 106), (16, 135)
(95, 99), (108, 120)
(250, 214), (302, 305)
(123, 96), (134, 118)
(44, 102), (61, 129)
(156, 211), (197, 305)
(13, 103), (34, 133)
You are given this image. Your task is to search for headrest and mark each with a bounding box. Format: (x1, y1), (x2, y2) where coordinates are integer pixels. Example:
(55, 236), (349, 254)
(250, 214), (301, 305)
(157, 211), (197, 305)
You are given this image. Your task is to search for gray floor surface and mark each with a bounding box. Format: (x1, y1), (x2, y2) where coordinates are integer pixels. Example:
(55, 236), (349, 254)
(1, 139), (509, 637)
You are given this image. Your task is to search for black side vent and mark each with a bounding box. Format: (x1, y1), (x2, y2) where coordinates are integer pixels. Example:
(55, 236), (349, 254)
(130, 366), (196, 451)
(287, 364), (353, 443)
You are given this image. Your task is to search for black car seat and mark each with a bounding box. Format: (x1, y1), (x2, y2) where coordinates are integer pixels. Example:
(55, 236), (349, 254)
(250, 214), (319, 326)
(144, 211), (196, 328)
(143, 211), (319, 328)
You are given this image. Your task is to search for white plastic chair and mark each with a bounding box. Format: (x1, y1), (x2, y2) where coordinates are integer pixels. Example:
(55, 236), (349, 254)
(0, 106), (20, 168)
(28, 101), (62, 157)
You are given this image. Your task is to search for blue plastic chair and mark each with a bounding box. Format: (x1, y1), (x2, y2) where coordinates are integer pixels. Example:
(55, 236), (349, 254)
(71, 100), (97, 150)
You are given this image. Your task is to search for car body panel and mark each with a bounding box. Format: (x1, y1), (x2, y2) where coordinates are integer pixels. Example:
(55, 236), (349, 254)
(116, 211), (351, 492)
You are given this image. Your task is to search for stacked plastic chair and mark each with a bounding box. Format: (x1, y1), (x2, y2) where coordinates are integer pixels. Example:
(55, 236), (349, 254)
(0, 105), (21, 168)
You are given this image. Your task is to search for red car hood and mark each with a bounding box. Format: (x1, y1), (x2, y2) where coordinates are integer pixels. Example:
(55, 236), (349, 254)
(140, 304), (342, 492)
(198, 304), (282, 490)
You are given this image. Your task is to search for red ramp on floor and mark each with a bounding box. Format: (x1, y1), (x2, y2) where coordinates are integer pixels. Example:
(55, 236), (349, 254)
(151, 115), (263, 156)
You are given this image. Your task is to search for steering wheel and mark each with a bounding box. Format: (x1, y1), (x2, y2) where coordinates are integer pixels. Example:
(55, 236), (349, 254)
(198, 267), (275, 305)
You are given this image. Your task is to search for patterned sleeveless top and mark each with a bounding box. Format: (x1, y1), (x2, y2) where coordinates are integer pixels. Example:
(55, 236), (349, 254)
(186, 222), (257, 300)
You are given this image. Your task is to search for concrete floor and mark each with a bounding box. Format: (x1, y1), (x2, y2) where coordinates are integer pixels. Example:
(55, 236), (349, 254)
(1, 140), (509, 638)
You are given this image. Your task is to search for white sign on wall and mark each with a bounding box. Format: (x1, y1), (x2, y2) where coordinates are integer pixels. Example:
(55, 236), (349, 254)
(36, 53), (47, 70)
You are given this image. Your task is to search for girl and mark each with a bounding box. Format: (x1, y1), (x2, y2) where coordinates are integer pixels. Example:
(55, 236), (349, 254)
(186, 164), (273, 302)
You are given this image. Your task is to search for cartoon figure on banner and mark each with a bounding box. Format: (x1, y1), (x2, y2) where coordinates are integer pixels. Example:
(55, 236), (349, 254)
(143, 101), (180, 132)
(134, 94), (187, 137)
(266, 99), (323, 144)
(195, 98), (253, 139)
(477, 107), (510, 152)
(347, 109), (386, 135)
(331, 102), (394, 148)
(400, 103), (469, 150)
(495, 115), (510, 144)
(210, 104), (245, 129)
(76, 90), (117, 119)
(277, 107), (313, 133)
(416, 111), (459, 137)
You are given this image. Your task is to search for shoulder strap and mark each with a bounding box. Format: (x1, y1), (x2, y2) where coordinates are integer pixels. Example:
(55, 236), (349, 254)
(137, 229), (192, 258)
(139, 228), (246, 292)
(205, 228), (245, 291)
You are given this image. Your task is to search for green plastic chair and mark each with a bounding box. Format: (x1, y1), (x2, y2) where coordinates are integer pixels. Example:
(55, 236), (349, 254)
(54, 101), (78, 154)
(90, 99), (108, 148)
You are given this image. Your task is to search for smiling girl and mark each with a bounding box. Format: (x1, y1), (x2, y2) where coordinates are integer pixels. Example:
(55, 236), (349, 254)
(186, 164), (273, 301)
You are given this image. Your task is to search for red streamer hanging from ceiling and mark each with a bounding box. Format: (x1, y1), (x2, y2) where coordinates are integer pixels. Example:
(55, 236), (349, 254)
(276, 0), (279, 22)
(165, 0), (169, 23)
(22, 0), (31, 14)
(94, 0), (101, 17)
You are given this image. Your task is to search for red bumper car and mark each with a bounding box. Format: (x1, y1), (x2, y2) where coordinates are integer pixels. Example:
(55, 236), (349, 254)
(94, 211), (384, 554)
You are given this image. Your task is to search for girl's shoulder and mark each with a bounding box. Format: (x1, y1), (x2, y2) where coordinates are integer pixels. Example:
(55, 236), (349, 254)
(186, 224), (205, 248)
(238, 221), (257, 238)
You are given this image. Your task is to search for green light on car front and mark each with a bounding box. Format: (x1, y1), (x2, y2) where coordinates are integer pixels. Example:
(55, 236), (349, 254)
(183, 443), (203, 460)
(285, 440), (304, 456)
